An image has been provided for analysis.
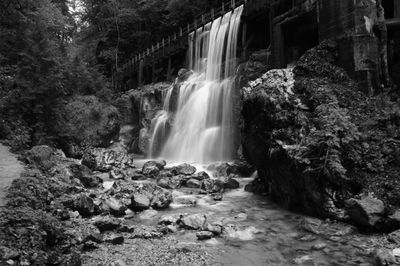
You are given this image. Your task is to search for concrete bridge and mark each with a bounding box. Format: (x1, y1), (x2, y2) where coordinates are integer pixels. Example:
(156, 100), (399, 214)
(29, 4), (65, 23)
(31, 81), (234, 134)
(112, 0), (269, 90)
(113, 0), (400, 93)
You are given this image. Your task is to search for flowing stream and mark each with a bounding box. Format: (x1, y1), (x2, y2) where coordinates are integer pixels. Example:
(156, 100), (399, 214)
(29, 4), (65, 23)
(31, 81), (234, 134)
(149, 5), (244, 164)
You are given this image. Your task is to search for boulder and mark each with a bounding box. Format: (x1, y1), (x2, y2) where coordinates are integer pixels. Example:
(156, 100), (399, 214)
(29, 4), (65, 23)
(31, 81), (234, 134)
(159, 215), (180, 225)
(111, 180), (172, 210)
(172, 163), (196, 175)
(142, 160), (166, 171)
(73, 194), (98, 217)
(82, 147), (135, 171)
(222, 177), (240, 189)
(139, 209), (158, 220)
(69, 164), (102, 188)
(345, 196), (385, 227)
(157, 176), (183, 189)
(179, 214), (207, 230)
(92, 216), (121, 232)
(174, 195), (197, 206)
(191, 171), (210, 181)
(142, 166), (160, 179)
(186, 179), (202, 189)
(201, 179), (224, 194)
(196, 231), (214, 240)
(388, 230), (400, 244)
(103, 233), (124, 245)
(131, 193), (151, 211)
(102, 197), (126, 216)
(374, 249), (396, 266)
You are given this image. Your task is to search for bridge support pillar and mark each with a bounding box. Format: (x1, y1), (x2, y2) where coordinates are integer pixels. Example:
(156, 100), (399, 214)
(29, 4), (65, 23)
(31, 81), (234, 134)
(167, 56), (172, 81)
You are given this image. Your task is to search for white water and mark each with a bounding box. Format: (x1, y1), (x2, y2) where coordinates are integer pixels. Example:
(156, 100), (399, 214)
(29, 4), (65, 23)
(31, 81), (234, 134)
(148, 5), (244, 163)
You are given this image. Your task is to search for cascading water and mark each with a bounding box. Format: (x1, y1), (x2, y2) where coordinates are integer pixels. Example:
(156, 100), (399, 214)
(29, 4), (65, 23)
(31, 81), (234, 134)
(149, 5), (244, 163)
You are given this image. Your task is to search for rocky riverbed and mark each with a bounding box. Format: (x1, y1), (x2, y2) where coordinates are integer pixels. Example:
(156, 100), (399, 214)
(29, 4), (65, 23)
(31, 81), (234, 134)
(1, 144), (400, 265)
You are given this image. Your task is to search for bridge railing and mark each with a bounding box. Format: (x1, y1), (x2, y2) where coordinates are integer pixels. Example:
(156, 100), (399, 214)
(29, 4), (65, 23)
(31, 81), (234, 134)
(119, 0), (251, 74)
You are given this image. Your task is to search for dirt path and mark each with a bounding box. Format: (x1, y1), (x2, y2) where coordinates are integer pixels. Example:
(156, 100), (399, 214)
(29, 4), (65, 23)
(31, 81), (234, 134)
(0, 143), (24, 207)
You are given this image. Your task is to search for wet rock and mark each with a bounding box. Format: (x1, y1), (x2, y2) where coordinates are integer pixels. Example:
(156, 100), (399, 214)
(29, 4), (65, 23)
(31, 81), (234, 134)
(92, 216), (121, 232)
(0, 246), (19, 260)
(294, 255), (313, 264)
(191, 171), (210, 181)
(346, 196), (385, 227)
(300, 217), (323, 234)
(142, 160), (166, 171)
(103, 233), (124, 245)
(112, 180), (172, 209)
(130, 225), (163, 239)
(179, 214), (207, 230)
(374, 249), (396, 266)
(131, 193), (151, 211)
(142, 166), (160, 179)
(159, 215), (180, 225)
(222, 177), (240, 189)
(139, 209), (158, 219)
(204, 223), (223, 235)
(130, 172), (147, 181)
(157, 175), (183, 189)
(73, 194), (98, 217)
(388, 230), (400, 244)
(201, 179), (224, 194)
(172, 163), (196, 175)
(103, 197), (126, 216)
(212, 193), (223, 201)
(82, 241), (99, 251)
(312, 243), (327, 250)
(186, 179), (202, 189)
(119, 223), (135, 233)
(196, 231), (213, 240)
(174, 195), (197, 206)
(68, 223), (103, 244)
(82, 147), (135, 172)
(69, 164), (102, 188)
(110, 169), (125, 180)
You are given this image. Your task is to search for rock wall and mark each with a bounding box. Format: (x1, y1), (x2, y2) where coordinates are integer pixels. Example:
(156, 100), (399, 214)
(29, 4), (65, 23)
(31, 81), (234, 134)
(113, 82), (172, 154)
(241, 40), (400, 229)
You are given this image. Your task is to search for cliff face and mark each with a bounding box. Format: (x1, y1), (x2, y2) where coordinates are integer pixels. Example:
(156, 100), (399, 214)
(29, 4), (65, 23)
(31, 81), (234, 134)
(241, 40), (400, 227)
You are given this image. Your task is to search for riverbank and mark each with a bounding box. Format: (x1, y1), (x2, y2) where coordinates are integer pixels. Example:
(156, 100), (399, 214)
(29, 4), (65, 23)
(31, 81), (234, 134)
(1, 144), (399, 265)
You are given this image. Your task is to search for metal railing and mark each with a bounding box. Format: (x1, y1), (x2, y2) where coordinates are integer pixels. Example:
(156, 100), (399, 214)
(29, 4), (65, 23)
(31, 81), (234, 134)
(119, 0), (253, 74)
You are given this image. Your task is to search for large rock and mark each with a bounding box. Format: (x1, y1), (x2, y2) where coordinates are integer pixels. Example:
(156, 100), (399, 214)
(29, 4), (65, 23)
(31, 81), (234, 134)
(142, 160), (166, 171)
(92, 216), (121, 232)
(110, 180), (172, 210)
(72, 194), (98, 217)
(345, 196), (385, 227)
(82, 146), (135, 171)
(179, 214), (207, 230)
(201, 179), (224, 194)
(55, 95), (120, 149)
(172, 163), (196, 175)
(241, 41), (378, 218)
(142, 166), (160, 179)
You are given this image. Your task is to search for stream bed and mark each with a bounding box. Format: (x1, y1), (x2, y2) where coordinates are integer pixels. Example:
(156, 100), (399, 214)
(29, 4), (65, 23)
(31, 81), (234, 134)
(82, 172), (388, 266)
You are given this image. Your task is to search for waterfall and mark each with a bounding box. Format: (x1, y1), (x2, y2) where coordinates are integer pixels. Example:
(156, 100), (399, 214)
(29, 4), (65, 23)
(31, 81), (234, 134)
(149, 5), (244, 163)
